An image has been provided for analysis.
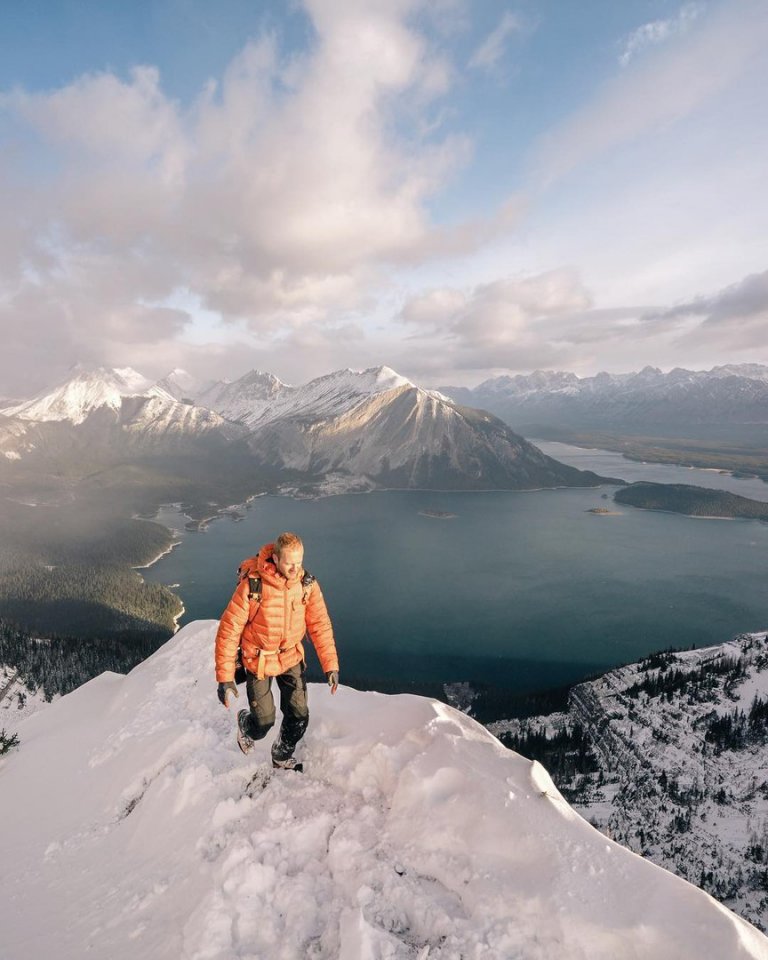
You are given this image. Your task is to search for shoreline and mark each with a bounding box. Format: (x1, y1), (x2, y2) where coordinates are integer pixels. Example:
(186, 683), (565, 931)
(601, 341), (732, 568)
(132, 537), (183, 571)
(535, 437), (768, 487)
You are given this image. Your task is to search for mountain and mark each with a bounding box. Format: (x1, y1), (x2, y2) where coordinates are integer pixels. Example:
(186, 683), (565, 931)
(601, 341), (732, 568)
(1, 621), (765, 960)
(441, 364), (768, 433)
(0, 366), (247, 458)
(490, 631), (768, 932)
(0, 365), (617, 492)
(197, 365), (614, 491)
(1, 365), (173, 424)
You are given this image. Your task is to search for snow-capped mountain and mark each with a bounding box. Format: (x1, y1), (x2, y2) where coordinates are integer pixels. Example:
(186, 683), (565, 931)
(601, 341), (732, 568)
(442, 364), (768, 431)
(1, 621), (765, 960)
(209, 365), (615, 491)
(245, 375), (613, 490)
(0, 366), (247, 456)
(1, 365), (174, 425)
(491, 631), (768, 932)
(0, 364), (616, 491)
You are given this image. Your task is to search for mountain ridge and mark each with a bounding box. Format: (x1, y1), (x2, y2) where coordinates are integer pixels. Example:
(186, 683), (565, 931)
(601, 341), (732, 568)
(441, 363), (768, 433)
(1, 620), (765, 960)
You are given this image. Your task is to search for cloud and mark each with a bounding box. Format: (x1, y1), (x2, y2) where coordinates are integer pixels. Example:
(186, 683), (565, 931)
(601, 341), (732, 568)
(1, 0), (523, 394)
(618, 3), (704, 67)
(639, 269), (768, 355)
(399, 268), (600, 370)
(532, 0), (768, 187)
(468, 11), (523, 73)
(646, 268), (768, 325)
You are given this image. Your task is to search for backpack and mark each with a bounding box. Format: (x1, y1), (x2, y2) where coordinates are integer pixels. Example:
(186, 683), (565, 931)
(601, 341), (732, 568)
(233, 555), (316, 684)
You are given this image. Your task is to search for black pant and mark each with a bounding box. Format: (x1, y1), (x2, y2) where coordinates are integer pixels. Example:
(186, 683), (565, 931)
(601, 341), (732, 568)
(244, 662), (309, 759)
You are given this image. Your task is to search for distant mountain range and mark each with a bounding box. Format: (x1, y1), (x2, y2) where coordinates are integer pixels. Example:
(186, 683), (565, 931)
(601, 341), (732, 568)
(442, 364), (768, 435)
(0, 364), (616, 493)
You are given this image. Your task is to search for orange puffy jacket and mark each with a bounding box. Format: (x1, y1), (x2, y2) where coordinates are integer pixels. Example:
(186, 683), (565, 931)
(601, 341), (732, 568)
(214, 542), (339, 683)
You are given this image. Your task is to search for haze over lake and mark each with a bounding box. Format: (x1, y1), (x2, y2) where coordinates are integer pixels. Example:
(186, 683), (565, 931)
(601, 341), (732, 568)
(143, 444), (768, 695)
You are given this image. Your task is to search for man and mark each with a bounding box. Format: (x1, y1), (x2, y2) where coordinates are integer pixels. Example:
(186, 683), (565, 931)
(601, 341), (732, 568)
(214, 531), (339, 771)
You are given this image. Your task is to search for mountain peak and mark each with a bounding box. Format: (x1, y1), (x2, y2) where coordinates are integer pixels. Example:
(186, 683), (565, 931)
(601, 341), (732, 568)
(2, 620), (764, 959)
(0, 365), (156, 424)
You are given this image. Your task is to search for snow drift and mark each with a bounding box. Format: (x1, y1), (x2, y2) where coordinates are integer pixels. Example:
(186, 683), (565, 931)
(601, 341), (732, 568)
(1, 622), (766, 960)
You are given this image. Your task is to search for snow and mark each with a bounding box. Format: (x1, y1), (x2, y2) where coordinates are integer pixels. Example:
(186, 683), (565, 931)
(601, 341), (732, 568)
(1, 622), (766, 960)
(0, 664), (53, 722)
(497, 633), (768, 930)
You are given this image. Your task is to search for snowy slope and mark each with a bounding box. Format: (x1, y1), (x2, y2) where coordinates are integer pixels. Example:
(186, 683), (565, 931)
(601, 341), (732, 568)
(1, 623), (766, 960)
(490, 632), (768, 931)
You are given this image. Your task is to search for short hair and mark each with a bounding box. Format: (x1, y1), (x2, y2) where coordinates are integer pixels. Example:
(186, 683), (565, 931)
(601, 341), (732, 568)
(274, 532), (303, 557)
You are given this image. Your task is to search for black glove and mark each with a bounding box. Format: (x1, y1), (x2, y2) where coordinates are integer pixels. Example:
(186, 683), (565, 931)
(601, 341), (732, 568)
(326, 670), (339, 694)
(217, 681), (239, 707)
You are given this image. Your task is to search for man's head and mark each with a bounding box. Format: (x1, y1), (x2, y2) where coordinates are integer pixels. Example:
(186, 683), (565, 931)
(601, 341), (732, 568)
(272, 532), (304, 582)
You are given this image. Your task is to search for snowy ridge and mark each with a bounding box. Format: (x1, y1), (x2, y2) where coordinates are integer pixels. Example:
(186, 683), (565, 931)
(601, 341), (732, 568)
(203, 365), (415, 429)
(198, 370), (293, 426)
(1, 622), (766, 960)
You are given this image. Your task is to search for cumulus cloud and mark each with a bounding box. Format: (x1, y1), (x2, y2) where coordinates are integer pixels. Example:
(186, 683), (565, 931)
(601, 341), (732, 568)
(618, 3), (704, 67)
(400, 268), (599, 370)
(0, 0), (520, 394)
(468, 12), (523, 73)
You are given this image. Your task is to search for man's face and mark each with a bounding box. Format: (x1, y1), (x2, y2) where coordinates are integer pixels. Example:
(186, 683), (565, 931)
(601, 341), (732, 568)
(273, 546), (304, 582)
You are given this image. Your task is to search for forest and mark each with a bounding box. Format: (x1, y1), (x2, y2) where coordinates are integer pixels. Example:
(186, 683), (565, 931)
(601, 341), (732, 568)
(0, 617), (165, 700)
(615, 482), (768, 520)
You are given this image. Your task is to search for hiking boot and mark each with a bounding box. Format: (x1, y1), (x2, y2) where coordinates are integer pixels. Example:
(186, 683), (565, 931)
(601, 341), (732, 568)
(271, 755), (303, 772)
(236, 710), (255, 755)
(271, 736), (302, 771)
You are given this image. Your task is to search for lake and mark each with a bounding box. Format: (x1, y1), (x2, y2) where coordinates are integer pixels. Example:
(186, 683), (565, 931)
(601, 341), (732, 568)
(142, 443), (768, 695)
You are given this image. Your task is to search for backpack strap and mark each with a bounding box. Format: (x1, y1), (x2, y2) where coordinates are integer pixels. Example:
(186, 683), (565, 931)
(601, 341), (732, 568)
(247, 576), (262, 602)
(301, 571), (315, 605)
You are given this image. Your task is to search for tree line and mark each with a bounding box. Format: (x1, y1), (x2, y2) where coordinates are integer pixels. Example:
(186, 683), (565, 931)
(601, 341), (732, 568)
(625, 655), (745, 703)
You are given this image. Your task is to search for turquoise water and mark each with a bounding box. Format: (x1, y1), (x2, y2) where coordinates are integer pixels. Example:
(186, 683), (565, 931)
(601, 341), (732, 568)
(142, 444), (768, 693)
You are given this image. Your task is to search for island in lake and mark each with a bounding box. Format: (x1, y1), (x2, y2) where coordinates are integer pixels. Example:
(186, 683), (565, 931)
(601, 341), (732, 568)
(586, 507), (622, 515)
(419, 509), (458, 520)
(614, 482), (768, 521)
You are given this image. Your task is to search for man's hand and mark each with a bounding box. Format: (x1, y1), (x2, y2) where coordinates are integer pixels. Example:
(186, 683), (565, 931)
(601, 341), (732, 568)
(217, 681), (239, 708)
(326, 671), (339, 695)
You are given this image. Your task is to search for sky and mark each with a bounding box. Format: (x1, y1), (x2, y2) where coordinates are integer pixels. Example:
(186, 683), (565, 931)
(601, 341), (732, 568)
(0, 0), (766, 395)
